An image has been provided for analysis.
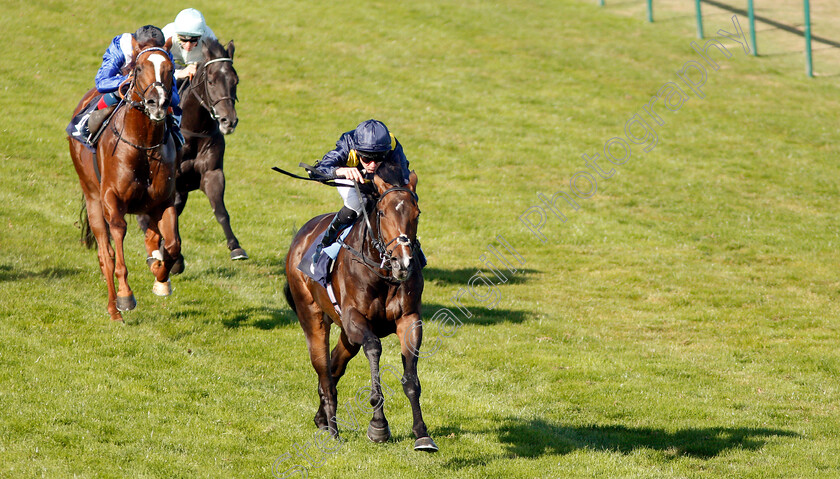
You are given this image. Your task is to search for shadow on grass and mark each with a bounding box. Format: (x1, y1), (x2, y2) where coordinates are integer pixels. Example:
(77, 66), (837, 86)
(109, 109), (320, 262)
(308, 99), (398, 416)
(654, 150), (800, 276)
(701, 0), (840, 50)
(423, 267), (538, 286)
(222, 308), (298, 331)
(221, 306), (298, 329)
(422, 302), (531, 325)
(163, 305), (297, 330)
(0, 264), (83, 282)
(444, 418), (797, 468)
(473, 418), (795, 462)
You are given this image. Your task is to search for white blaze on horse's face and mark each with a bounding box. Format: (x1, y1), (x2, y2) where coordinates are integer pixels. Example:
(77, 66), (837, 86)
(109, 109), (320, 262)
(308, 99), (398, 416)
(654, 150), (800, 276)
(146, 53), (169, 121)
(395, 234), (412, 269)
(376, 183), (420, 281)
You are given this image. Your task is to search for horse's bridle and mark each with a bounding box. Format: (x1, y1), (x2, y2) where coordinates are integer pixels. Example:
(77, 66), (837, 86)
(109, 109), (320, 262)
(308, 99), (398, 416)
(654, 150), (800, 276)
(111, 47), (174, 152)
(189, 56), (237, 121)
(339, 183), (421, 283)
(121, 47), (173, 118)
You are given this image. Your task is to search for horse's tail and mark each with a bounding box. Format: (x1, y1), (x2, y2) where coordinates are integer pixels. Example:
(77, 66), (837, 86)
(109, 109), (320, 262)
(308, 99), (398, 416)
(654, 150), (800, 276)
(283, 282), (297, 314)
(78, 196), (96, 249)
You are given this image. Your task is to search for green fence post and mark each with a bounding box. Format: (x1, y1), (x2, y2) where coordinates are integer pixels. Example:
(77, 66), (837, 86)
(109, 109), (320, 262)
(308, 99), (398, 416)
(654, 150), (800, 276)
(694, 0), (704, 39)
(748, 0), (757, 55)
(646, 0), (653, 23)
(804, 0), (813, 77)
(598, 0), (604, 6)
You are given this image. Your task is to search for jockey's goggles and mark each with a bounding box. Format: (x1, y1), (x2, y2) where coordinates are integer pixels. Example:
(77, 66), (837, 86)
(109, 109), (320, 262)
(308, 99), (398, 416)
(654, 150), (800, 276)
(178, 35), (200, 44)
(357, 151), (388, 163)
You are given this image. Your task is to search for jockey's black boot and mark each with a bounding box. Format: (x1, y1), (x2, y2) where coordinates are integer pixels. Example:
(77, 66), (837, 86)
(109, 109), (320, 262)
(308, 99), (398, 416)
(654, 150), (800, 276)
(86, 105), (117, 142)
(312, 206), (358, 264)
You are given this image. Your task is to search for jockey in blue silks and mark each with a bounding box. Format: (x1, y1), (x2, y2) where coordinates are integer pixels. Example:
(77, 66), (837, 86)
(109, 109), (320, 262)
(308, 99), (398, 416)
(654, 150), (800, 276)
(310, 119), (412, 263)
(88, 25), (183, 144)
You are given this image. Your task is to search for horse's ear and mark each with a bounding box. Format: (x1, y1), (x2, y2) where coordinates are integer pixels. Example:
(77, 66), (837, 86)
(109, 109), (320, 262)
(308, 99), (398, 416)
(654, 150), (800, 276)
(164, 37), (173, 52)
(131, 36), (141, 57)
(407, 170), (418, 192)
(373, 174), (388, 194)
(226, 40), (235, 60)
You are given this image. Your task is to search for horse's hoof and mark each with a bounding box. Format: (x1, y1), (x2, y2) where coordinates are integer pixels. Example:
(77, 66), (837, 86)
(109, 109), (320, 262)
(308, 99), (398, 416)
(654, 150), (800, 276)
(116, 294), (136, 312)
(414, 437), (438, 452)
(366, 423), (391, 443)
(170, 255), (185, 275)
(153, 279), (171, 297)
(146, 256), (156, 269)
(230, 248), (248, 260)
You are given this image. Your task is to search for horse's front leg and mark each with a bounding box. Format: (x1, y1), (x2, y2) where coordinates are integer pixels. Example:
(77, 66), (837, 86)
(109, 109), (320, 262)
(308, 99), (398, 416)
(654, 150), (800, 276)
(149, 205), (181, 296)
(201, 168), (247, 260)
(84, 193), (121, 320)
(102, 190), (135, 315)
(396, 313), (437, 452)
(344, 308), (391, 443)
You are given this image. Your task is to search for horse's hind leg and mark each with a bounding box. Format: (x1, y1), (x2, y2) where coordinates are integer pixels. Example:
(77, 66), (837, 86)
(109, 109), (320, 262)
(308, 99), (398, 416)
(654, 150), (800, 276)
(329, 330), (361, 387)
(143, 219), (165, 271)
(148, 205), (181, 296)
(201, 169), (247, 260)
(140, 210), (184, 275)
(396, 313), (437, 452)
(298, 305), (337, 435)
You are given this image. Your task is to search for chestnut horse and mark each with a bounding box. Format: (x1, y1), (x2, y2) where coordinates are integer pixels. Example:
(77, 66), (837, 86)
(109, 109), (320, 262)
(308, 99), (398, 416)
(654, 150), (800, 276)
(140, 39), (245, 262)
(283, 161), (437, 452)
(69, 44), (180, 321)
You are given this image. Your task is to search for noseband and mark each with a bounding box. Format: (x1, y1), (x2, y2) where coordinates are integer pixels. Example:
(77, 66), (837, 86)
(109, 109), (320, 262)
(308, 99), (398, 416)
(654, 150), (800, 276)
(339, 184), (420, 283)
(123, 47), (173, 118)
(190, 56), (237, 120)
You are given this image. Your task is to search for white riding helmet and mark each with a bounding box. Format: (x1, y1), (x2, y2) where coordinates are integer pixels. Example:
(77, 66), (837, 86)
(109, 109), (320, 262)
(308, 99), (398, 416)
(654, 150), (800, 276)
(173, 8), (206, 37)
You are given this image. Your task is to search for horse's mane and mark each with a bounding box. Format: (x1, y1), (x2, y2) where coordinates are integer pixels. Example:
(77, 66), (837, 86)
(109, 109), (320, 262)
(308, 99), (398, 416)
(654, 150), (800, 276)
(375, 159), (405, 188)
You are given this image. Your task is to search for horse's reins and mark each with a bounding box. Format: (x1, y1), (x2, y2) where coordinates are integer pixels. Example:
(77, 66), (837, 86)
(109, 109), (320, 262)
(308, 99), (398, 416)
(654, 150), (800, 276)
(271, 164), (352, 188)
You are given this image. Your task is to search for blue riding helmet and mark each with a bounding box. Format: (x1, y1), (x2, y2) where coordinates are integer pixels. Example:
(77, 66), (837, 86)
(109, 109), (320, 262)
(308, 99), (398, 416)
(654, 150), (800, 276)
(354, 119), (391, 154)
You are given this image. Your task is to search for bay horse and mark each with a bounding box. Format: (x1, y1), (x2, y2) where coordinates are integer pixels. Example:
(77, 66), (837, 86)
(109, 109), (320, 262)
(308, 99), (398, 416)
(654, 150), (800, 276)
(69, 42), (180, 321)
(283, 160), (437, 452)
(140, 38), (245, 263)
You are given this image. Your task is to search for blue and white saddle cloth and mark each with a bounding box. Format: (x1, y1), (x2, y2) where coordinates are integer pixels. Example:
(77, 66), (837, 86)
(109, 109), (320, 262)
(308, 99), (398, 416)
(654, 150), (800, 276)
(297, 227), (352, 288)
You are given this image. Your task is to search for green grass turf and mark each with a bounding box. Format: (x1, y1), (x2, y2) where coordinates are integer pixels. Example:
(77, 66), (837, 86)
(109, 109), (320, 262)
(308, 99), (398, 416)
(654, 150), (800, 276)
(1, 0), (839, 477)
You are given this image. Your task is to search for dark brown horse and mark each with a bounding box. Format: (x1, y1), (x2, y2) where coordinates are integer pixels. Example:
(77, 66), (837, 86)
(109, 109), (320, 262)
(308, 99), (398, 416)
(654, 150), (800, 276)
(284, 161), (437, 452)
(69, 42), (180, 321)
(142, 38), (245, 262)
